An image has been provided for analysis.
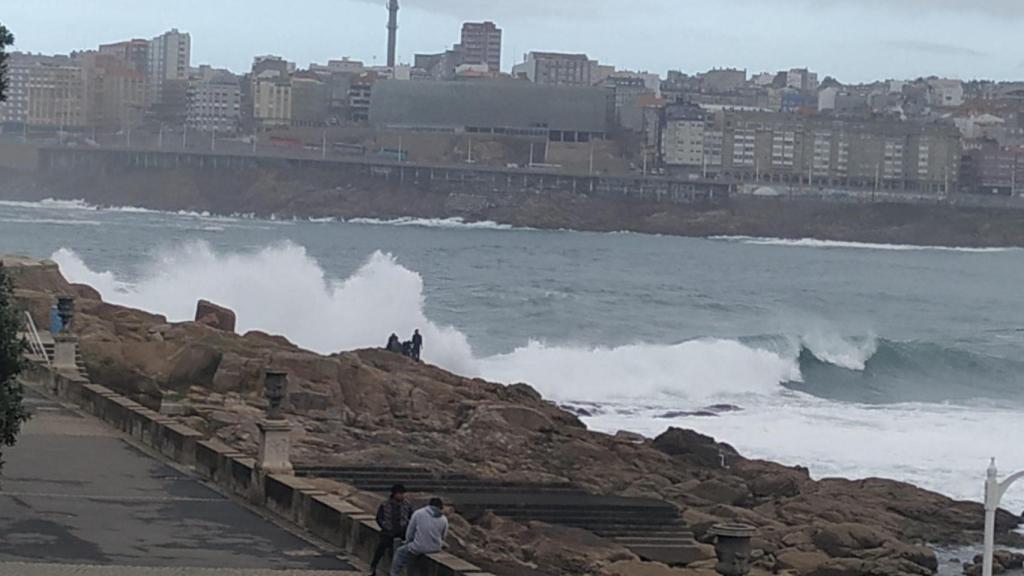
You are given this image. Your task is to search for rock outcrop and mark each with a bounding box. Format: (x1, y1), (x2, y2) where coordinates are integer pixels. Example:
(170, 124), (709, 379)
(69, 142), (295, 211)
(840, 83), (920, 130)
(195, 299), (236, 333)
(8, 258), (1023, 576)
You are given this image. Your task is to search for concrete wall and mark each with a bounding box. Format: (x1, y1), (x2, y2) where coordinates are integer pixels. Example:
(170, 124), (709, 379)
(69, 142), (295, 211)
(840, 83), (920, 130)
(0, 141), (40, 171)
(20, 362), (495, 576)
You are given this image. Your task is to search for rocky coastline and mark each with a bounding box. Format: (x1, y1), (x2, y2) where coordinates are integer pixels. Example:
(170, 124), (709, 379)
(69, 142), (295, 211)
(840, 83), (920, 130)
(7, 256), (1023, 576)
(3, 166), (1024, 247)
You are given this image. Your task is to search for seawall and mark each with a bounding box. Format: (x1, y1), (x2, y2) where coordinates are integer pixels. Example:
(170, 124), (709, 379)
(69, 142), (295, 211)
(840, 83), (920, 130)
(3, 144), (1024, 247)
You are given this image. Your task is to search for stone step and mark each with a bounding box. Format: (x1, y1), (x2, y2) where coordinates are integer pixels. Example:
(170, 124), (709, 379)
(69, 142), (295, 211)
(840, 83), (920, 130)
(625, 544), (715, 566)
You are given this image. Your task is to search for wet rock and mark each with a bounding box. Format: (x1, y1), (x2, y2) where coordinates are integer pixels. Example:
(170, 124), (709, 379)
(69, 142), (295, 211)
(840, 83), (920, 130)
(615, 430), (646, 444)
(195, 299), (236, 332)
(776, 549), (830, 573)
(652, 427), (740, 468)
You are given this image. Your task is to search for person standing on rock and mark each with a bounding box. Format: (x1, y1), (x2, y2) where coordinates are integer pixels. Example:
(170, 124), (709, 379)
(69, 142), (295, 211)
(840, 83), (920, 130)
(389, 497), (449, 576)
(411, 329), (423, 362)
(370, 484), (413, 576)
(386, 333), (401, 354)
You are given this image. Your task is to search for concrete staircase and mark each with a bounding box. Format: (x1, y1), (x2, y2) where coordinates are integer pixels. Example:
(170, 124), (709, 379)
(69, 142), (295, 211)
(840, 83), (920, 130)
(39, 339), (89, 379)
(296, 466), (706, 566)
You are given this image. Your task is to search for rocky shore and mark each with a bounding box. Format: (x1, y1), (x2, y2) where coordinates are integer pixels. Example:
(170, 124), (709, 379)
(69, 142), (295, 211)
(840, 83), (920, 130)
(8, 257), (1024, 576)
(3, 166), (1024, 247)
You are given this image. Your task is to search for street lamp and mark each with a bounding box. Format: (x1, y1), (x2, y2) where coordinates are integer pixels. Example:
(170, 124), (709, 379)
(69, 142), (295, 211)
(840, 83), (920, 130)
(983, 459), (1024, 576)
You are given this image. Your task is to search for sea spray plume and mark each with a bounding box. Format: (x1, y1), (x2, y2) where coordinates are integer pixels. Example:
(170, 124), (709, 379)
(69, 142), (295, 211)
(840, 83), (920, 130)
(51, 243), (477, 374)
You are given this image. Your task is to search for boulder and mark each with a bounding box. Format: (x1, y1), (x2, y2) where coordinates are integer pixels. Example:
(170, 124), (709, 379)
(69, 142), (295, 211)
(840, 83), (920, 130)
(812, 523), (887, 557)
(195, 299), (236, 332)
(653, 427), (739, 468)
(776, 549), (830, 573)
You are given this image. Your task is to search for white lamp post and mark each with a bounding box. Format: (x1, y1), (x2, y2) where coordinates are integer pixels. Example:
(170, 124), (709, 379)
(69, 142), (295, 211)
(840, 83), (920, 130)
(983, 458), (1024, 576)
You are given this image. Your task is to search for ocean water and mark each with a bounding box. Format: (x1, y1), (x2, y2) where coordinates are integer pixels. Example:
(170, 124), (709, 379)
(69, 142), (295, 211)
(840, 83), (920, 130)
(2, 199), (1024, 512)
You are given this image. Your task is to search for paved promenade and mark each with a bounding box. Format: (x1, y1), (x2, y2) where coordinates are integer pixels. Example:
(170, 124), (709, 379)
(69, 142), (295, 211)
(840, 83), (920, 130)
(0, 390), (359, 575)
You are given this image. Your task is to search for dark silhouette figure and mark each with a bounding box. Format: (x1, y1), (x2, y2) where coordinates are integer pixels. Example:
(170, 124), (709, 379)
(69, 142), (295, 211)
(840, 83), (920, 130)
(411, 329), (423, 361)
(386, 333), (401, 354)
(370, 484), (413, 576)
(401, 340), (412, 358)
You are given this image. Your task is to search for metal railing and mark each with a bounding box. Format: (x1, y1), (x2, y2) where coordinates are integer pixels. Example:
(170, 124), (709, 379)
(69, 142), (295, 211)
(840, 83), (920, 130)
(23, 311), (51, 370)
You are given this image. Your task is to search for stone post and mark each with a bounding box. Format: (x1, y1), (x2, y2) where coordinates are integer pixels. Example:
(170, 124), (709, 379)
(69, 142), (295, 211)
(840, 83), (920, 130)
(710, 523), (757, 576)
(53, 334), (79, 373)
(256, 371), (293, 476)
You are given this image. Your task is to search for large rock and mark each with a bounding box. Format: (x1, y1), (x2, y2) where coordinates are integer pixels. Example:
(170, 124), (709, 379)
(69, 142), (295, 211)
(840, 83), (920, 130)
(652, 427), (739, 468)
(195, 299), (236, 332)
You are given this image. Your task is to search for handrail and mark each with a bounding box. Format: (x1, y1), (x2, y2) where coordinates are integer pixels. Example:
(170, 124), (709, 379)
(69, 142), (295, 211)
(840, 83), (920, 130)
(23, 311), (51, 370)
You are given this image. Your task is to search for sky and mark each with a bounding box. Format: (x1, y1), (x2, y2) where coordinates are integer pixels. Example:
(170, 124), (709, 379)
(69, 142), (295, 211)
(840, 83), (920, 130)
(2, 0), (1024, 83)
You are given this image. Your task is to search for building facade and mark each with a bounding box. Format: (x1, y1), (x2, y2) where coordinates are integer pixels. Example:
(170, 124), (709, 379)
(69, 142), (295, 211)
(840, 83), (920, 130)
(702, 69), (747, 93)
(513, 52), (599, 86)
(0, 53), (35, 126)
(252, 72), (292, 128)
(658, 109), (960, 192)
(661, 104), (707, 167)
(147, 29), (191, 107)
(460, 21), (502, 74)
(187, 71), (241, 133)
(79, 52), (146, 130)
(22, 55), (85, 128)
(98, 39), (150, 74)
(369, 79), (610, 141)
(290, 72), (329, 127)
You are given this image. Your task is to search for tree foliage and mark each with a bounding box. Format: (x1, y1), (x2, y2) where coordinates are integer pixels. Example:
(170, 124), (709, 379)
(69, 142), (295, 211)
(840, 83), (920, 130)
(0, 263), (28, 471)
(0, 23), (13, 102)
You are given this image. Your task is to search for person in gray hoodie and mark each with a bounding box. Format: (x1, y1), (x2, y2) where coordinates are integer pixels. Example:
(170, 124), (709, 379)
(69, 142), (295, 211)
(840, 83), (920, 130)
(389, 497), (449, 576)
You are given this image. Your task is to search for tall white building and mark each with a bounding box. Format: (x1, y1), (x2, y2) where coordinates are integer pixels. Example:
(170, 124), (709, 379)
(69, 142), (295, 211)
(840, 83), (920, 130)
(147, 29), (191, 105)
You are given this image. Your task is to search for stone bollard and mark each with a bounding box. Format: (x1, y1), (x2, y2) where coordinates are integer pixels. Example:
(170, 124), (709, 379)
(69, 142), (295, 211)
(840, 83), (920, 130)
(257, 371), (293, 476)
(710, 523), (757, 576)
(53, 334), (79, 373)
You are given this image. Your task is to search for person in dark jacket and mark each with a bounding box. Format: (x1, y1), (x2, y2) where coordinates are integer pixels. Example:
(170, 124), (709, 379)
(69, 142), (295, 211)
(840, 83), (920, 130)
(385, 334), (401, 354)
(410, 330), (423, 361)
(370, 484), (413, 576)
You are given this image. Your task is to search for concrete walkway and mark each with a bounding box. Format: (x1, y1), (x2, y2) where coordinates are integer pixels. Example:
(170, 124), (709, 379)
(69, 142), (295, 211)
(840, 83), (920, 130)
(0, 390), (360, 575)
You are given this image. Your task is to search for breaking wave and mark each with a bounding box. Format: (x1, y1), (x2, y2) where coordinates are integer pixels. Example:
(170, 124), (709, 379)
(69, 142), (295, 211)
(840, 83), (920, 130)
(713, 236), (1016, 253)
(346, 217), (519, 231)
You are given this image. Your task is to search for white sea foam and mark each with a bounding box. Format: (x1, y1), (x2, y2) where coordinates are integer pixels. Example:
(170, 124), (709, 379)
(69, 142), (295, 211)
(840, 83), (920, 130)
(712, 236), (1016, 253)
(0, 218), (102, 226)
(347, 217), (518, 231)
(586, 397), (1024, 512)
(50, 242), (1021, 511)
(0, 198), (94, 210)
(478, 339), (802, 403)
(800, 330), (879, 371)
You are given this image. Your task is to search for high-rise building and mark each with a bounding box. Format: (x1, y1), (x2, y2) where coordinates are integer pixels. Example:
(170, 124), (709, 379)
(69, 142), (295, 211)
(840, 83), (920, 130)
(460, 21), (501, 74)
(147, 29), (191, 107)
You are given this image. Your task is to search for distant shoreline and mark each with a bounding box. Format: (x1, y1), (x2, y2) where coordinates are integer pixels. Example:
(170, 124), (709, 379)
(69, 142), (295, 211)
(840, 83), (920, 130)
(3, 165), (1024, 248)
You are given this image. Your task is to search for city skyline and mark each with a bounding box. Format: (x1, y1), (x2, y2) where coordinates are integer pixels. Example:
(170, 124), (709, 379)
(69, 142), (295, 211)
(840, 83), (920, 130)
(3, 0), (1024, 83)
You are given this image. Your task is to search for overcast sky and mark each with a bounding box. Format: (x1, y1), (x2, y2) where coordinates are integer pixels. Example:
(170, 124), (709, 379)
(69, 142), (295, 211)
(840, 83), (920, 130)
(3, 0), (1023, 83)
